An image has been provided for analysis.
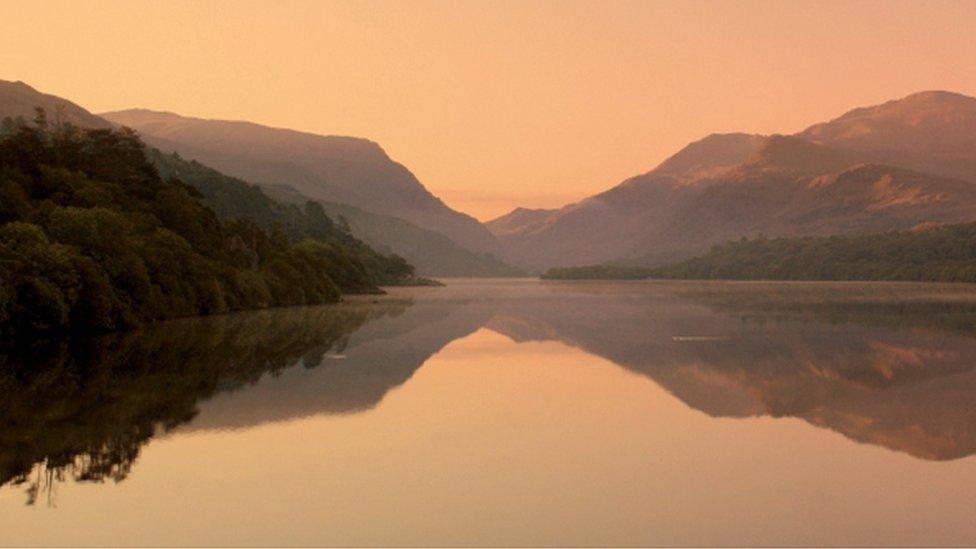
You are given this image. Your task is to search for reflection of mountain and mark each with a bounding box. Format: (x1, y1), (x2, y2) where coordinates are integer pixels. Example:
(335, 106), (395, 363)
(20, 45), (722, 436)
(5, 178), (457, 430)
(0, 299), (413, 502)
(183, 296), (494, 431)
(5, 282), (976, 505)
(488, 283), (976, 461)
(0, 289), (507, 504)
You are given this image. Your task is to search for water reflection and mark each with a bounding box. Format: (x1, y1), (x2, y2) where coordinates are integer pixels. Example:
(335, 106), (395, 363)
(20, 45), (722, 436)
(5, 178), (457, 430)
(3, 280), (976, 507)
(494, 282), (976, 461)
(0, 299), (413, 504)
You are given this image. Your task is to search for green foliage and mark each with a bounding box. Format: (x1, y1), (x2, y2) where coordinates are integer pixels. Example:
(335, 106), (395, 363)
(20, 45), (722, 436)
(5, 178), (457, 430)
(149, 150), (415, 286)
(542, 264), (654, 280)
(544, 225), (976, 282)
(0, 115), (401, 337)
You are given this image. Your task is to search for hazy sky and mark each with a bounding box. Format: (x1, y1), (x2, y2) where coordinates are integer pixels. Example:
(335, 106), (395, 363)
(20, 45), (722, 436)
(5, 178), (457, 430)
(4, 0), (976, 220)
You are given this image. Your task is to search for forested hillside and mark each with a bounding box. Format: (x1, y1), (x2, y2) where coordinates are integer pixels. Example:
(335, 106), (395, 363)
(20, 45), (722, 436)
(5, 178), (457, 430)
(101, 108), (505, 256)
(148, 151), (416, 285)
(543, 223), (976, 282)
(0, 113), (409, 337)
(261, 184), (523, 277)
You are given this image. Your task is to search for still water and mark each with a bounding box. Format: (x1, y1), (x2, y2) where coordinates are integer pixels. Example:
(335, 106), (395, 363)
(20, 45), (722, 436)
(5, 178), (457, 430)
(3, 279), (976, 546)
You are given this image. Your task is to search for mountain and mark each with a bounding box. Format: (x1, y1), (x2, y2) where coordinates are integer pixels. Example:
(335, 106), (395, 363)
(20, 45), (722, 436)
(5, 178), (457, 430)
(492, 174), (697, 268)
(151, 151), (517, 277)
(262, 184), (521, 277)
(100, 109), (503, 256)
(0, 121), (403, 336)
(146, 151), (418, 285)
(0, 80), (515, 277)
(0, 80), (111, 130)
(798, 90), (976, 183)
(652, 132), (767, 180)
(487, 133), (771, 269)
(485, 207), (556, 237)
(625, 137), (976, 258)
(494, 91), (976, 271)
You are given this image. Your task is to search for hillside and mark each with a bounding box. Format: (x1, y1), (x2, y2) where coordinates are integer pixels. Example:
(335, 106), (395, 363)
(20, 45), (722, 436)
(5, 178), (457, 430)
(488, 133), (769, 269)
(100, 109), (503, 256)
(0, 120), (401, 337)
(148, 152), (417, 284)
(544, 221), (976, 282)
(0, 80), (111, 130)
(499, 91), (976, 271)
(625, 137), (976, 258)
(0, 80), (514, 277)
(652, 132), (767, 180)
(261, 184), (522, 277)
(799, 90), (976, 183)
(485, 207), (556, 237)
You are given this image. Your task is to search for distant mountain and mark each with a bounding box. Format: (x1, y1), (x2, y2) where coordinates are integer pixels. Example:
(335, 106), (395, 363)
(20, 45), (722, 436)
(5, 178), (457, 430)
(488, 133), (770, 269)
(485, 207), (556, 236)
(627, 136), (976, 258)
(652, 132), (767, 181)
(799, 90), (976, 183)
(100, 109), (503, 256)
(263, 184), (522, 277)
(0, 80), (516, 276)
(491, 174), (691, 268)
(495, 91), (976, 271)
(0, 80), (111, 129)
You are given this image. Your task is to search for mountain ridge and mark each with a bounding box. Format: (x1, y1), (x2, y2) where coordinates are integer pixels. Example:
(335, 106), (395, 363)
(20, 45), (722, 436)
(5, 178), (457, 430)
(0, 80), (112, 129)
(0, 79), (518, 276)
(101, 108), (504, 256)
(495, 90), (976, 271)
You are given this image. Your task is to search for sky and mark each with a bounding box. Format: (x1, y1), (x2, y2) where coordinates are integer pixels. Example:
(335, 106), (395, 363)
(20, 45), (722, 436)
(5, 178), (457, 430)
(3, 0), (976, 220)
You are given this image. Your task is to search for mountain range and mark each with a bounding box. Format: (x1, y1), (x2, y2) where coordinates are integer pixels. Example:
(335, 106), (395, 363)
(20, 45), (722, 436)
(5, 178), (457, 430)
(99, 109), (502, 256)
(0, 80), (518, 277)
(5, 79), (976, 276)
(489, 90), (976, 270)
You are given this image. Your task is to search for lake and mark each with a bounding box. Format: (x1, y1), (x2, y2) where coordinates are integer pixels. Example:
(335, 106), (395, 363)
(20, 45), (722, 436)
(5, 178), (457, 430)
(3, 279), (976, 546)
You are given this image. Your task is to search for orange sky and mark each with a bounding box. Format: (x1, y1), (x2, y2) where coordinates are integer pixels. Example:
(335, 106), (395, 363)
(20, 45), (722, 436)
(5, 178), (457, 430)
(3, 0), (975, 220)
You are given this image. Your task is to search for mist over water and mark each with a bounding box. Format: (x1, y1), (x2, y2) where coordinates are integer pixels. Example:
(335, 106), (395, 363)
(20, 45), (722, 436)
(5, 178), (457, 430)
(3, 279), (976, 546)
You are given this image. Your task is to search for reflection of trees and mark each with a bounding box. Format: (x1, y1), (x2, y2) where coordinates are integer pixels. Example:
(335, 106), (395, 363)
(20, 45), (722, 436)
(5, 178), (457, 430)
(7, 281), (976, 505)
(489, 283), (976, 461)
(663, 285), (976, 460)
(671, 282), (976, 336)
(0, 300), (408, 505)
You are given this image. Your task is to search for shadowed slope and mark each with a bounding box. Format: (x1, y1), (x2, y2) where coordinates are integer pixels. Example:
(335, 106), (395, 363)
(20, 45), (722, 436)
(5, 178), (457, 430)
(799, 90), (976, 182)
(101, 109), (503, 256)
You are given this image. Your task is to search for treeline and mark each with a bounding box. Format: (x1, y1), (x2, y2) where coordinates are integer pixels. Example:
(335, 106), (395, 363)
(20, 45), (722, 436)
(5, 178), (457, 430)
(149, 150), (416, 286)
(543, 224), (976, 282)
(0, 112), (411, 337)
(542, 265), (656, 280)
